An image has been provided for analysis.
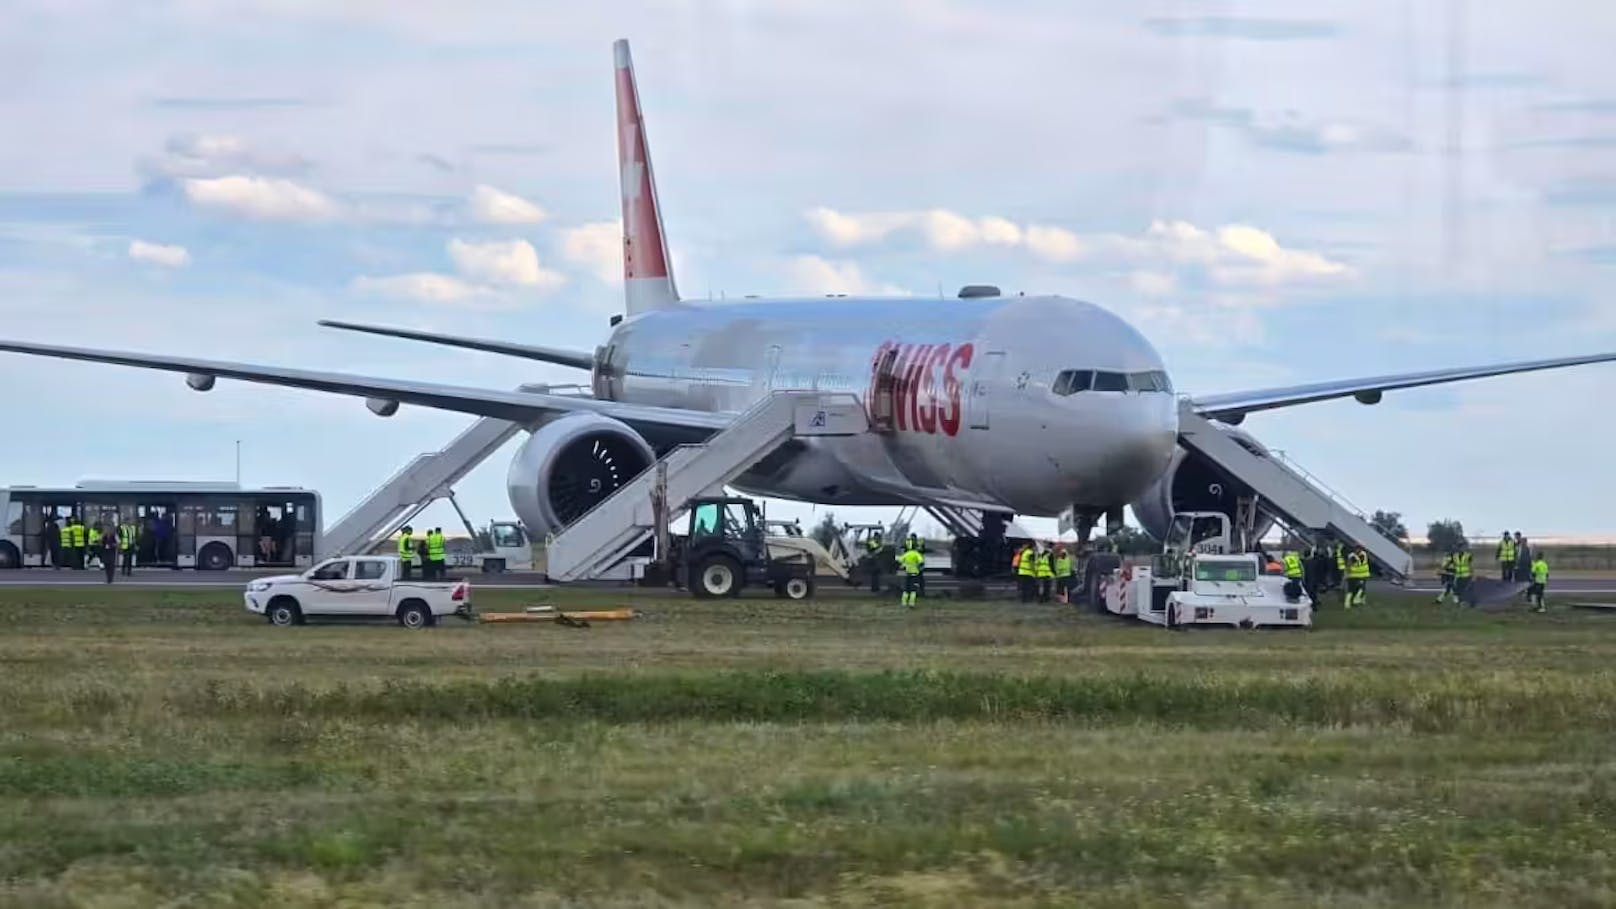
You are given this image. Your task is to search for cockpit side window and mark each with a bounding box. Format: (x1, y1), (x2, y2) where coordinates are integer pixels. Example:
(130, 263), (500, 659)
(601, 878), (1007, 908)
(1092, 371), (1129, 392)
(1128, 372), (1160, 392)
(1052, 369), (1093, 396)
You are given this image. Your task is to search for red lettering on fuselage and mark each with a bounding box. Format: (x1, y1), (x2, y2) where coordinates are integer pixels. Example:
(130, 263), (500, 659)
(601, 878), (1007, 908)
(867, 339), (973, 437)
(940, 343), (974, 436)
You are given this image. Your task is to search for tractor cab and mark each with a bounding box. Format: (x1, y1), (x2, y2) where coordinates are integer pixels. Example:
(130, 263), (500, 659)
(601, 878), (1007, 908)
(680, 496), (815, 599)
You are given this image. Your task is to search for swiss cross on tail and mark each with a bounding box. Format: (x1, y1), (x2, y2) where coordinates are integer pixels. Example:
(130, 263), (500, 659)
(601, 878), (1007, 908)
(867, 341), (975, 437)
(614, 39), (680, 315)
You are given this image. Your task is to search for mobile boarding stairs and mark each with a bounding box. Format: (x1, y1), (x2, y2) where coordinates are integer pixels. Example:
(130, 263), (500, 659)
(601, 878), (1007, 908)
(1173, 400), (1413, 579)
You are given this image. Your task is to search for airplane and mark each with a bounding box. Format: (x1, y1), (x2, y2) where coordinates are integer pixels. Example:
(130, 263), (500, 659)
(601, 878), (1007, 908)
(3, 38), (1615, 550)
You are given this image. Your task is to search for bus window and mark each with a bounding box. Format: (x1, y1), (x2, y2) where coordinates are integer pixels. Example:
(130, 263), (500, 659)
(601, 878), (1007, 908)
(4, 499), (20, 537)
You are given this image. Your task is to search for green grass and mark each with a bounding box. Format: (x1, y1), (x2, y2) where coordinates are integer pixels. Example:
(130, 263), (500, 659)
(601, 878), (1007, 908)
(3, 586), (1616, 906)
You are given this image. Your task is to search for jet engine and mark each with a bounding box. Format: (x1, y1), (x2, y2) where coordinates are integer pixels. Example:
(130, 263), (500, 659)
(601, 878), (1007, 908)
(1129, 427), (1276, 542)
(506, 413), (657, 539)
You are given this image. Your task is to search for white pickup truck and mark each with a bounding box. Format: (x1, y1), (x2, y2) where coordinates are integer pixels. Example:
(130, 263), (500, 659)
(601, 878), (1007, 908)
(244, 555), (471, 628)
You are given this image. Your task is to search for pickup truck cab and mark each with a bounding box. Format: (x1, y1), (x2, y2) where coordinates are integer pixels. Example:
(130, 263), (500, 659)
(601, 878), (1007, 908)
(245, 555), (471, 628)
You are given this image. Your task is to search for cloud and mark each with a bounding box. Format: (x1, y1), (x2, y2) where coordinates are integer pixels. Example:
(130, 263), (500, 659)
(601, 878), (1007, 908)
(416, 153), (455, 173)
(1170, 100), (1410, 154)
(785, 255), (905, 296)
(350, 272), (491, 304)
(1129, 271), (1175, 297)
(181, 175), (340, 221)
(150, 96), (311, 110)
(127, 240), (190, 268)
(803, 207), (1351, 288)
(560, 220), (622, 283)
(143, 133), (311, 180)
(467, 184), (546, 224)
(1542, 179), (1616, 207)
(804, 206), (1064, 256)
(1533, 100), (1616, 115)
(446, 238), (565, 289)
(1142, 16), (1340, 41)
(1504, 135), (1616, 151)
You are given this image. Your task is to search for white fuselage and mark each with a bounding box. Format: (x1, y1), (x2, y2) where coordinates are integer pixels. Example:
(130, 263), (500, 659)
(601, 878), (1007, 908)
(596, 293), (1180, 516)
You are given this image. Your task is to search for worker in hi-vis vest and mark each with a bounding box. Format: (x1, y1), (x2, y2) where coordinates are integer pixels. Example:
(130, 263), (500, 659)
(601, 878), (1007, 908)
(398, 525), (416, 580)
(426, 527), (447, 580)
(1528, 554), (1549, 613)
(899, 544), (924, 608)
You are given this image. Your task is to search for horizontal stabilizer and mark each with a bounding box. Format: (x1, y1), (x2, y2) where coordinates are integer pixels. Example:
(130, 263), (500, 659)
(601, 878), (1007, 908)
(317, 320), (594, 371)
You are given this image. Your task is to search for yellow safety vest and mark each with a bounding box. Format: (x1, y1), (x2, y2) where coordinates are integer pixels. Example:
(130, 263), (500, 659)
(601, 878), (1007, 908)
(119, 525), (136, 551)
(1347, 552), (1371, 580)
(88, 528), (101, 547)
(866, 538), (882, 552)
(1499, 540), (1515, 562)
(59, 525), (72, 548)
(71, 524), (85, 548)
(1016, 550), (1037, 576)
(1453, 551), (1473, 578)
(1282, 552), (1303, 579)
(427, 532), (446, 561)
(900, 548), (924, 576)
(1531, 559), (1548, 585)
(1034, 553), (1054, 578)
(1440, 555), (1455, 575)
(398, 533), (414, 562)
(1334, 545), (1345, 571)
(1054, 555), (1073, 577)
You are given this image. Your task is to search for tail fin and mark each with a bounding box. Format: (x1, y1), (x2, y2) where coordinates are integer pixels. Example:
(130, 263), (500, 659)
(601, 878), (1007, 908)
(614, 39), (680, 314)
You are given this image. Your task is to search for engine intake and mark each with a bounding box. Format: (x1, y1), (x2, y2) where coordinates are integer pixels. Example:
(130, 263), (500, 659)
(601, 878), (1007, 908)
(1130, 428), (1275, 542)
(506, 413), (656, 538)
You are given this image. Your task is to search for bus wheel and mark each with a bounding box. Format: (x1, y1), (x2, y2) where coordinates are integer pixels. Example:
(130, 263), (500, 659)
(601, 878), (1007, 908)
(0, 542), (18, 570)
(196, 542), (233, 572)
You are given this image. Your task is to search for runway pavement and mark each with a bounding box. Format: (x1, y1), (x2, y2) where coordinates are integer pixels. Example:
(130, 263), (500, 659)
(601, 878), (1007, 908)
(7, 568), (1616, 597)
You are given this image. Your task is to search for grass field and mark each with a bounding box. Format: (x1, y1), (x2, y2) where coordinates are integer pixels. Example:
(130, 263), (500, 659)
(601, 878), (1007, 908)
(4, 586), (1616, 907)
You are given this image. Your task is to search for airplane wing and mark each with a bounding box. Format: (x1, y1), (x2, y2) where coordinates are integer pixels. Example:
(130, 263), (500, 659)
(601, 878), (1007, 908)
(316, 320), (595, 370)
(0, 339), (725, 440)
(1190, 351), (1616, 420)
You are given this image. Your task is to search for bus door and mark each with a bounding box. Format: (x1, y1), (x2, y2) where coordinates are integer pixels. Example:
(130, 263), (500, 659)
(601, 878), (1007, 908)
(136, 503), (177, 566)
(249, 501), (302, 566)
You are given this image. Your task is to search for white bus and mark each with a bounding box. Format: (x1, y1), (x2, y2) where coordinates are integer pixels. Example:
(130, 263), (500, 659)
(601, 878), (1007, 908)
(0, 481), (322, 571)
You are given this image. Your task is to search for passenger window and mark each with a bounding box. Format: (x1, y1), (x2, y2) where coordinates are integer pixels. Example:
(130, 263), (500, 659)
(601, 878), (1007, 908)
(355, 560), (388, 580)
(1092, 371), (1129, 392)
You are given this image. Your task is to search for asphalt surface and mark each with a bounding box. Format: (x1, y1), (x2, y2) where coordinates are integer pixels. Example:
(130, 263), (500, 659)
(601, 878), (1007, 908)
(7, 569), (1616, 597)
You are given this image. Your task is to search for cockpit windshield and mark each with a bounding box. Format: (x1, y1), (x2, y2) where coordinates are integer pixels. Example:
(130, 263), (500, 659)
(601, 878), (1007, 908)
(1053, 369), (1173, 396)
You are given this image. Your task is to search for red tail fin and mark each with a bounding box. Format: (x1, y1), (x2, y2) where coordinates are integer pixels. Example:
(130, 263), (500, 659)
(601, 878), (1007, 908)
(614, 39), (680, 314)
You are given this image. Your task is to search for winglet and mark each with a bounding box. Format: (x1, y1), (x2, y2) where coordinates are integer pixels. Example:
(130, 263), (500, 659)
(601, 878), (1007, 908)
(614, 38), (680, 314)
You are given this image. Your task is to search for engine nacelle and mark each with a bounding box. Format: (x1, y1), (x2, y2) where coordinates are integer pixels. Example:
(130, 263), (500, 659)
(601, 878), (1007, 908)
(366, 397), (400, 417)
(186, 373), (216, 392)
(1130, 427), (1276, 542)
(506, 412), (657, 539)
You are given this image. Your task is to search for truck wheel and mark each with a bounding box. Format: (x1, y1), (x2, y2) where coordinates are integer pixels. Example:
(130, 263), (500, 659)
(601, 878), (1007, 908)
(0, 542), (18, 570)
(397, 600), (432, 629)
(196, 542), (233, 572)
(694, 555), (742, 598)
(267, 596), (303, 627)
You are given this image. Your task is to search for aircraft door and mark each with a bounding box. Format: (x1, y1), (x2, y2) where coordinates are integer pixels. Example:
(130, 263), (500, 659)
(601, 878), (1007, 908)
(868, 347), (900, 432)
(969, 350), (1006, 430)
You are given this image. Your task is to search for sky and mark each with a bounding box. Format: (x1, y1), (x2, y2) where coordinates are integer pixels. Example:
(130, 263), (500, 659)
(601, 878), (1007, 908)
(3, 0), (1616, 542)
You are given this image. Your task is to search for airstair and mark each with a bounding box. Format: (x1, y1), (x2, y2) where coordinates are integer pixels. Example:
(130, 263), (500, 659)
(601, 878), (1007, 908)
(318, 383), (575, 558)
(544, 391), (868, 582)
(1176, 400), (1413, 577)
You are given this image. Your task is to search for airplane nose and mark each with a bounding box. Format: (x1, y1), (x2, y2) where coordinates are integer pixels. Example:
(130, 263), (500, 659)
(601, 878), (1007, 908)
(1100, 399), (1180, 500)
